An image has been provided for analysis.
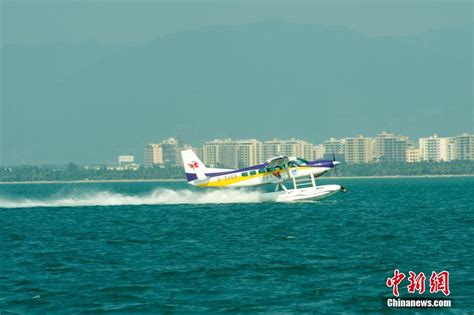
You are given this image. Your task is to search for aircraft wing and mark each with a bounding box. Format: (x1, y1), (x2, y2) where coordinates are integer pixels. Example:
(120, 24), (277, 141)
(266, 156), (289, 169)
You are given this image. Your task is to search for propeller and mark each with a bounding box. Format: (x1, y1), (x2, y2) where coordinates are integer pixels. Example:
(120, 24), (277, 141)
(332, 152), (339, 176)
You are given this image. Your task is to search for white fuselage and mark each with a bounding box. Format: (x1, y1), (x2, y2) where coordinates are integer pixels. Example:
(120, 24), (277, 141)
(191, 165), (332, 188)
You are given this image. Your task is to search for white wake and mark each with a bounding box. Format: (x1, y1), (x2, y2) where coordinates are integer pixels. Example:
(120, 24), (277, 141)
(0, 188), (269, 209)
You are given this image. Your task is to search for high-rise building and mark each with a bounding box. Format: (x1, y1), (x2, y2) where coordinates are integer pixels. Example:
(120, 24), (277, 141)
(203, 138), (263, 168)
(262, 139), (313, 161)
(161, 137), (181, 165)
(447, 138), (457, 161)
(344, 135), (373, 164)
(144, 144), (163, 167)
(454, 133), (474, 160)
(203, 139), (222, 167)
(323, 138), (345, 161)
(193, 147), (204, 161)
(373, 131), (408, 162)
(406, 146), (421, 163)
(235, 139), (263, 167)
(218, 141), (239, 168)
(419, 134), (449, 162)
(203, 139), (236, 168)
(323, 138), (344, 154)
(262, 139), (284, 160)
(144, 137), (181, 167)
(313, 144), (325, 160)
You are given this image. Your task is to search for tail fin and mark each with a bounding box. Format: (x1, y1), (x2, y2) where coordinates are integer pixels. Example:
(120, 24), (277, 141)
(181, 149), (208, 181)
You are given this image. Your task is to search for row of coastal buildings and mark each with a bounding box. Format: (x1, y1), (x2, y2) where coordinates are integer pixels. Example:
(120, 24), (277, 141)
(142, 132), (474, 169)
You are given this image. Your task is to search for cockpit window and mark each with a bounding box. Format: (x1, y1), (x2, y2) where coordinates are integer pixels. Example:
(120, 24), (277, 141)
(288, 158), (308, 167)
(296, 158), (308, 164)
(266, 165), (285, 172)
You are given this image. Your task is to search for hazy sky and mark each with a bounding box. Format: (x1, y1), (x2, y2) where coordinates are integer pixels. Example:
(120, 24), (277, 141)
(1, 1), (473, 165)
(2, 0), (473, 45)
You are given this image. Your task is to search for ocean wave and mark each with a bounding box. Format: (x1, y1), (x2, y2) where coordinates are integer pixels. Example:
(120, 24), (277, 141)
(0, 188), (267, 209)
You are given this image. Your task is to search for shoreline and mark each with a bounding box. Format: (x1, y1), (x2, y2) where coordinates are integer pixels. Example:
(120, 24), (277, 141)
(1, 174), (473, 184)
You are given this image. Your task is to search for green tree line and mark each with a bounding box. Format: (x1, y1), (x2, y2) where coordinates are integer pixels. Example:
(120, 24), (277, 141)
(1, 161), (473, 182)
(334, 161), (474, 176)
(0, 164), (185, 182)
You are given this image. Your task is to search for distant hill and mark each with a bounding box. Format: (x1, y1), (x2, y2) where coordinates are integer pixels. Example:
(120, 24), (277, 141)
(2, 20), (473, 164)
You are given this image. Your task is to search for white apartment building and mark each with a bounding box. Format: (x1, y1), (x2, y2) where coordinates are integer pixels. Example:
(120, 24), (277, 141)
(419, 134), (449, 162)
(262, 138), (313, 161)
(373, 131), (408, 162)
(454, 133), (474, 161)
(323, 138), (344, 155)
(203, 139), (263, 168)
(322, 137), (345, 161)
(313, 144), (325, 160)
(142, 133), (472, 169)
(447, 138), (457, 161)
(236, 139), (263, 167)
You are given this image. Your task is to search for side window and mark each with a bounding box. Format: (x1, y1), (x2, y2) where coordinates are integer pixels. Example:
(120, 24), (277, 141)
(241, 172), (248, 177)
(249, 170), (256, 176)
(258, 168), (266, 174)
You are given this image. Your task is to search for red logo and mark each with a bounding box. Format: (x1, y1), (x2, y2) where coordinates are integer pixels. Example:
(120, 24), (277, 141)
(188, 161), (199, 169)
(386, 269), (450, 296)
(429, 271), (450, 296)
(386, 269), (405, 297)
(407, 271), (426, 294)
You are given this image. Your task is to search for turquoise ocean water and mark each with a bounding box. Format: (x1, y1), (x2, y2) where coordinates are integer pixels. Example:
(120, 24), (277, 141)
(0, 177), (473, 313)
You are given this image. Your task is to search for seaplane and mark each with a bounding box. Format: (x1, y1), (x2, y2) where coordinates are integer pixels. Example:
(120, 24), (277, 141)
(181, 149), (346, 202)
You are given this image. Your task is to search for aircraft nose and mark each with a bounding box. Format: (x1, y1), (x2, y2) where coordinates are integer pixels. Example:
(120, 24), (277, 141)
(332, 161), (340, 167)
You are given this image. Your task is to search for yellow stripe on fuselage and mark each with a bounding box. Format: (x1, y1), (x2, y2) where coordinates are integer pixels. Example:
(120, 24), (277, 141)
(197, 166), (313, 187)
(198, 172), (265, 187)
